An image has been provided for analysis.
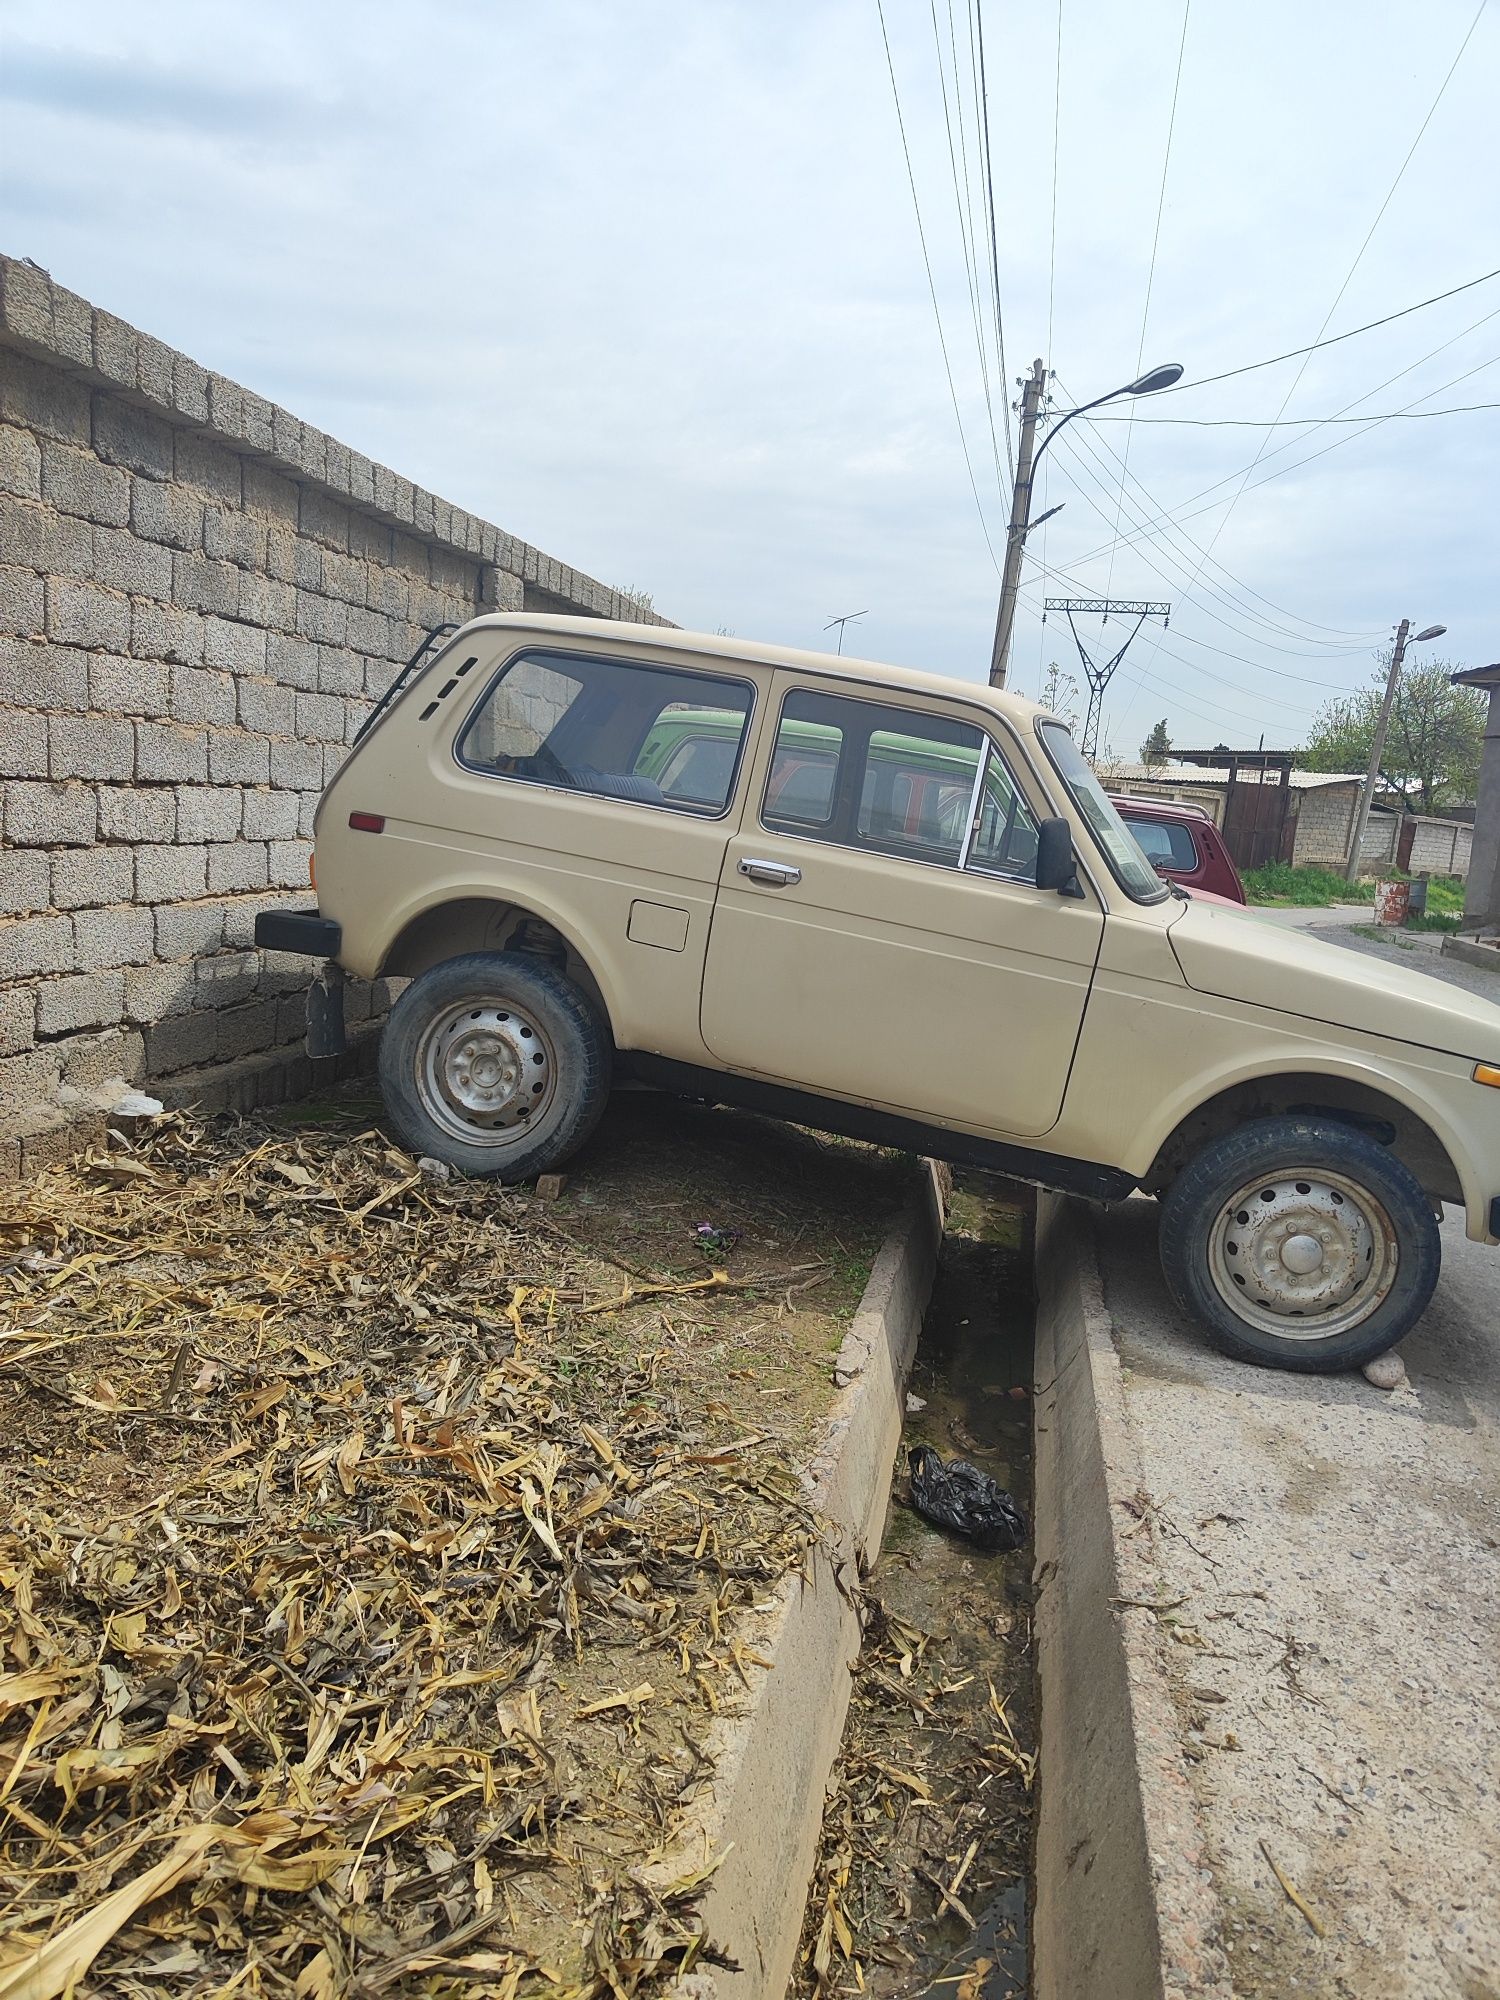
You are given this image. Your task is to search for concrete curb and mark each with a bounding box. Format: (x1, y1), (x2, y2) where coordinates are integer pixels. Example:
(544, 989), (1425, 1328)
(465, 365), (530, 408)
(1031, 1192), (1233, 2000)
(654, 1162), (944, 1999)
(1442, 933), (1500, 973)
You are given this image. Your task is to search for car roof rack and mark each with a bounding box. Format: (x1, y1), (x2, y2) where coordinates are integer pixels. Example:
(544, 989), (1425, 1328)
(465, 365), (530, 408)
(352, 621), (461, 749)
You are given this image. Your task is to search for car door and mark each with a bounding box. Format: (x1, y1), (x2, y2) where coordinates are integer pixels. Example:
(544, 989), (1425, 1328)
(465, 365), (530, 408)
(700, 676), (1105, 1138)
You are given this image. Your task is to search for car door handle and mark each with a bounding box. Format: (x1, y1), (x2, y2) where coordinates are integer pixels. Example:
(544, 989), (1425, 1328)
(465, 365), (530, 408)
(738, 857), (802, 887)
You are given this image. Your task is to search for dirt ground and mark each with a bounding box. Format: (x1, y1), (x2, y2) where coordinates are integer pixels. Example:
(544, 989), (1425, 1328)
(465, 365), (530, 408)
(0, 1087), (913, 1999)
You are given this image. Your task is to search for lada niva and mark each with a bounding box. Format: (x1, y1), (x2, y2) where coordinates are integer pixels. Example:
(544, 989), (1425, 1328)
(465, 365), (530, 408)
(258, 616), (1500, 1374)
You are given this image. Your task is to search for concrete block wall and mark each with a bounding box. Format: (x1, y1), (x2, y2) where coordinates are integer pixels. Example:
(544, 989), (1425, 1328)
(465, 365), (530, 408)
(1289, 784), (1360, 868)
(0, 255), (668, 1175)
(1409, 816), (1472, 879)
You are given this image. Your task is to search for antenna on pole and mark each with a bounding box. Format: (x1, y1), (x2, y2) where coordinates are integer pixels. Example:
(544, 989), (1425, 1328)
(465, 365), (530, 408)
(823, 610), (868, 656)
(1043, 597), (1171, 759)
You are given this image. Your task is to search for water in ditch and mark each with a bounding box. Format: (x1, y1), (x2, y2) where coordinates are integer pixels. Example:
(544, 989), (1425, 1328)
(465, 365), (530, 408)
(791, 1173), (1036, 2000)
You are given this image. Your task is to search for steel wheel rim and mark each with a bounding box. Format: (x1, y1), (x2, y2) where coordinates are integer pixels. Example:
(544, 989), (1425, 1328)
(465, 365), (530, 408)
(1207, 1167), (1399, 1341)
(415, 998), (557, 1149)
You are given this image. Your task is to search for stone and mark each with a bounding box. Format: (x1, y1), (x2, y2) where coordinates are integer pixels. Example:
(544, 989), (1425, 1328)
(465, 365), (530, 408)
(1362, 1352), (1408, 1391)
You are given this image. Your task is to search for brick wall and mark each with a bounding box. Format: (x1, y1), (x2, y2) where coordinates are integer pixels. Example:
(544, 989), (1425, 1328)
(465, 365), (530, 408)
(0, 255), (668, 1175)
(1289, 784), (1359, 868)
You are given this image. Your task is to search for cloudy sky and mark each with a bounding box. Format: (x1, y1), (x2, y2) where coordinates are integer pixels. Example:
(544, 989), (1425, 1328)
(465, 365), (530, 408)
(1, 0), (1494, 754)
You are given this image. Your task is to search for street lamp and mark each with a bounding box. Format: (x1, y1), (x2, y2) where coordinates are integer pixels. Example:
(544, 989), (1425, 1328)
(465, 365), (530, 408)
(990, 360), (1185, 685)
(1343, 619), (1448, 882)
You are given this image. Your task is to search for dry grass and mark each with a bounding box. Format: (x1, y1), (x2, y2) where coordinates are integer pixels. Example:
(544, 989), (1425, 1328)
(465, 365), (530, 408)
(0, 1100), (907, 1999)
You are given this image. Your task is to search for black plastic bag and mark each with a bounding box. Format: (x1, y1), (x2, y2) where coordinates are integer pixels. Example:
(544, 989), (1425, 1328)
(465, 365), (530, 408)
(908, 1445), (1026, 1552)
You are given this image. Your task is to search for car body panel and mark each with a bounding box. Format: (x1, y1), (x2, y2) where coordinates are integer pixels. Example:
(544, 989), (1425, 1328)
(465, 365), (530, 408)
(1110, 793), (1247, 902)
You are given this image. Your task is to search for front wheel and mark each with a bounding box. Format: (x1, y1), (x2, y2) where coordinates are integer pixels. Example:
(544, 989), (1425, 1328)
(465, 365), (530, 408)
(1158, 1116), (1440, 1372)
(378, 952), (611, 1180)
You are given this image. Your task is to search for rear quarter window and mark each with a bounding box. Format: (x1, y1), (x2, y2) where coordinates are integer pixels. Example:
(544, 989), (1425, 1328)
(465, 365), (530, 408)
(1122, 815), (1200, 871)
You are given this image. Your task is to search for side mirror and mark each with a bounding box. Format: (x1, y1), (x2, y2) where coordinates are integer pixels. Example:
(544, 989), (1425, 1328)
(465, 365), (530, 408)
(1036, 817), (1084, 898)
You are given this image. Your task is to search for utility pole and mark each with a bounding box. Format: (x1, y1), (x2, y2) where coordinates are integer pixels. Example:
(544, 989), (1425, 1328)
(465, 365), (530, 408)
(1344, 619), (1411, 882)
(989, 357), (1047, 688)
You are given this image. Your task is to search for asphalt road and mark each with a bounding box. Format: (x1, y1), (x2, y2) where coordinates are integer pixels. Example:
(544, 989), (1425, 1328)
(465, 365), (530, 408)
(1091, 913), (1500, 1995)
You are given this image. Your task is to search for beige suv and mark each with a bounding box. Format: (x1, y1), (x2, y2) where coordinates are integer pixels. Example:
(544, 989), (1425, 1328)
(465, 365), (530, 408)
(258, 614), (1500, 1374)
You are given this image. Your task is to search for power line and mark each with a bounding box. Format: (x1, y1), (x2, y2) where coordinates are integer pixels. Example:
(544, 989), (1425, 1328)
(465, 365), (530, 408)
(1106, 0), (1191, 600)
(1130, 0), (1487, 688)
(874, 0), (1002, 572)
(1087, 399), (1500, 425)
(1036, 0), (1062, 683)
(971, 0), (1014, 479)
(1145, 263), (1500, 398)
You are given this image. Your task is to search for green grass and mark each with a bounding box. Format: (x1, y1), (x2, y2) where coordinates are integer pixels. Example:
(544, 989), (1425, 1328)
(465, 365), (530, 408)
(1243, 863), (1375, 907)
(1243, 863), (1466, 913)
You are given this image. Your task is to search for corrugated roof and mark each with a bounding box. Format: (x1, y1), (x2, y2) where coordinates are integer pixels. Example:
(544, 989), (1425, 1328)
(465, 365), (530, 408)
(1103, 762), (1374, 791)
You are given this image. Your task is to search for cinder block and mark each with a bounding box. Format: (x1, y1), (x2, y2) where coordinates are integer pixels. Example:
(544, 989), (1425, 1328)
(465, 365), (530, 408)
(343, 698), (372, 744)
(240, 390), (275, 455)
(266, 631), (318, 690)
(296, 591), (346, 646)
(322, 741), (346, 784)
(39, 441), (129, 525)
(124, 960), (197, 1024)
(294, 538), (322, 591)
(0, 493), (93, 573)
(45, 578), (131, 652)
(316, 646), (364, 696)
(299, 487), (350, 551)
(89, 654), (169, 719)
(174, 784), (243, 843)
(131, 599), (204, 666)
(216, 998), (279, 1060)
(203, 507), (268, 569)
(0, 911), (74, 982)
(269, 737), (323, 790)
(208, 728), (271, 785)
(260, 948), (313, 995)
(49, 712), (135, 781)
(130, 479), (204, 551)
(0, 709), (48, 779)
(152, 900), (223, 960)
(135, 722), (208, 784)
(0, 984), (35, 1056)
(4, 780), (96, 846)
(240, 789), (300, 841)
(35, 970), (126, 1036)
(50, 283), (94, 369)
(73, 903), (155, 970)
(169, 665), (236, 727)
(92, 398), (175, 480)
(203, 615), (266, 676)
(135, 842), (208, 902)
(62, 1026), (146, 1092)
(297, 792), (317, 838)
(266, 525), (299, 584)
(174, 430), (242, 505)
(145, 1009), (217, 1073)
(196, 950), (260, 1011)
(134, 331), (175, 408)
(321, 549), (365, 602)
(173, 353), (210, 426)
(97, 784), (174, 842)
(364, 656), (399, 698)
(0, 634), (89, 710)
(222, 887), (300, 950)
(0, 353), (91, 445)
(171, 551), (239, 618)
(295, 689), (343, 740)
(91, 310), (138, 391)
(268, 838), (313, 888)
(207, 841), (269, 893)
(0, 424), (42, 500)
(92, 524), (173, 598)
(0, 1048), (61, 1120)
(50, 844), (134, 910)
(0, 564), (44, 637)
(242, 461), (298, 523)
(0, 847), (49, 916)
(350, 513), (393, 564)
(237, 572), (296, 630)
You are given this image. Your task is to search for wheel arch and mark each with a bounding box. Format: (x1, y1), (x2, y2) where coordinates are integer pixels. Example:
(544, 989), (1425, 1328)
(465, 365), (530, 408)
(376, 894), (618, 1044)
(1140, 1065), (1466, 1210)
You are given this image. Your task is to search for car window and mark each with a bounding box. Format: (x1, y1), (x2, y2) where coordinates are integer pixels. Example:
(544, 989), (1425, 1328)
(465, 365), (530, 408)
(966, 749), (1041, 879)
(459, 653), (754, 816)
(1039, 723), (1168, 903)
(1122, 815), (1199, 872)
(762, 688), (985, 866)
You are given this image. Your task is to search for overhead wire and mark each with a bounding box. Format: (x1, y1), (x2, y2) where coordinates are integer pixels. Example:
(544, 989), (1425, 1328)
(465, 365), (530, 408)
(874, 0), (1002, 572)
(1035, 0), (1063, 693)
(1120, 0), (1488, 694)
(1088, 400), (1500, 425)
(1105, 0), (1191, 600)
(970, 0), (1014, 479)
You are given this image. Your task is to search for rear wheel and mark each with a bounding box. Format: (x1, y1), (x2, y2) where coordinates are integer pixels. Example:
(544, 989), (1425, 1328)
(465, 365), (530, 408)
(1158, 1116), (1440, 1372)
(379, 952), (611, 1180)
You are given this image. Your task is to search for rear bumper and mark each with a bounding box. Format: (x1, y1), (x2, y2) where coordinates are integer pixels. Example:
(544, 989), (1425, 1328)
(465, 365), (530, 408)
(1491, 1195), (1500, 1241)
(254, 908), (342, 958)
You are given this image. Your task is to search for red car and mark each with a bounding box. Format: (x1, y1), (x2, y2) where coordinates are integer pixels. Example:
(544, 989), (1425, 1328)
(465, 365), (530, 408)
(1109, 795), (1247, 904)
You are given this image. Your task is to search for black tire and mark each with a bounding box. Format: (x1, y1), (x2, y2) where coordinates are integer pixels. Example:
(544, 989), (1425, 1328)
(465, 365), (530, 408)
(378, 952), (611, 1181)
(1158, 1116), (1440, 1373)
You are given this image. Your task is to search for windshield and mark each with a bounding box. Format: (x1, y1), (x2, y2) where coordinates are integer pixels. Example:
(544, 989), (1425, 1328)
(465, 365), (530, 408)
(1038, 722), (1169, 904)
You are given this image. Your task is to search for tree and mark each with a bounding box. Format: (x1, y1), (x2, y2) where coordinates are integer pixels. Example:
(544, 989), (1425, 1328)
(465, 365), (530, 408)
(1301, 656), (1485, 813)
(1039, 661), (1080, 730)
(1140, 719), (1172, 773)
